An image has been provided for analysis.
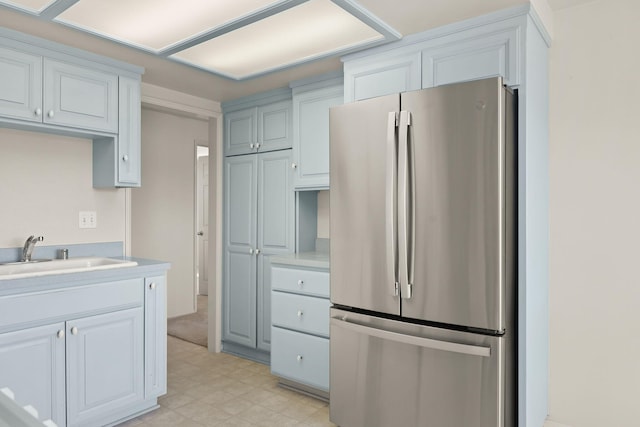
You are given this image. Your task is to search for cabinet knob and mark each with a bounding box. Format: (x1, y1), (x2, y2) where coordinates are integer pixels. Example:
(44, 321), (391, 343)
(296, 355), (303, 362)
(149, 282), (156, 290)
(57, 330), (65, 339)
(47, 110), (54, 118)
(122, 154), (129, 162)
(297, 279), (304, 287)
(291, 163), (297, 169)
(70, 326), (78, 335)
(255, 248), (261, 255)
(249, 248), (254, 254)
(249, 143), (254, 149)
(35, 108), (42, 117)
(297, 310), (303, 317)
(255, 143), (261, 150)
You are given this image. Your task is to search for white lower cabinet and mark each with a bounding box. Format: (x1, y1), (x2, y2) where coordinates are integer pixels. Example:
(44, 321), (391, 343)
(270, 263), (330, 394)
(66, 308), (144, 427)
(0, 273), (167, 427)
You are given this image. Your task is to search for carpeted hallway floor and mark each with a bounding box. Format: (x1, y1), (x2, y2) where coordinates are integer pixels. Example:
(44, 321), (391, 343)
(167, 295), (208, 347)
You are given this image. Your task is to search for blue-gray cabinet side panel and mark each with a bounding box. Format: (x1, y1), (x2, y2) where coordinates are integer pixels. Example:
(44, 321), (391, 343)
(0, 46), (42, 122)
(256, 149), (294, 351)
(0, 322), (66, 427)
(65, 307), (144, 427)
(117, 75), (141, 186)
(144, 275), (167, 399)
(258, 100), (292, 152)
(43, 58), (118, 133)
(223, 155), (258, 348)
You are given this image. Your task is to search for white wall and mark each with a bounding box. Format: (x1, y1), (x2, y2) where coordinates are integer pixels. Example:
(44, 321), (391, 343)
(548, 1), (640, 425)
(131, 108), (209, 318)
(0, 128), (126, 248)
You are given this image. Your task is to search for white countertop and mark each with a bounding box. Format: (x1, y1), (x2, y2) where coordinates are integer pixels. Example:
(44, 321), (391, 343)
(271, 251), (329, 270)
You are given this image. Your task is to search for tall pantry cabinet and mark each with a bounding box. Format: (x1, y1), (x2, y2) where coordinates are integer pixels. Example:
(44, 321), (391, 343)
(222, 89), (295, 363)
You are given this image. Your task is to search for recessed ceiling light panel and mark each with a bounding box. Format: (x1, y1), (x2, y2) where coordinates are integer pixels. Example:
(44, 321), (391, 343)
(172, 0), (384, 79)
(0, 0), (55, 13)
(55, 0), (284, 51)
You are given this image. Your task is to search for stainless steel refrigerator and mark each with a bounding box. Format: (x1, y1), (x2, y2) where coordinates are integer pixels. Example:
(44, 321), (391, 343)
(329, 77), (516, 427)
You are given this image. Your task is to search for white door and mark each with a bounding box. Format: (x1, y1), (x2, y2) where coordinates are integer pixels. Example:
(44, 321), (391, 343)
(197, 153), (210, 295)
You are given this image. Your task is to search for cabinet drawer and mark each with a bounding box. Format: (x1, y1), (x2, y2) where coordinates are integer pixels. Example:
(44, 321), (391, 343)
(272, 291), (330, 337)
(271, 327), (329, 391)
(0, 278), (143, 332)
(271, 266), (329, 297)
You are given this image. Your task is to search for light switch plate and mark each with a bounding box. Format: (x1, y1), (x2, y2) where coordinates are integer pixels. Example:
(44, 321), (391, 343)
(79, 211), (97, 229)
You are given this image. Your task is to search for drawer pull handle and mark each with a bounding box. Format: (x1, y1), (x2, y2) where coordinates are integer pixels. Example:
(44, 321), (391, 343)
(70, 327), (78, 335)
(296, 355), (303, 362)
(56, 330), (65, 339)
(297, 310), (303, 317)
(297, 280), (304, 287)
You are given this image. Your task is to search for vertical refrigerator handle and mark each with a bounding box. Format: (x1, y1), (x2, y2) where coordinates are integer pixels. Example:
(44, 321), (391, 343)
(398, 110), (414, 300)
(385, 112), (399, 296)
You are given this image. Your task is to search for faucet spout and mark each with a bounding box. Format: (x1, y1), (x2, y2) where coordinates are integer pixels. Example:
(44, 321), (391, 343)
(22, 235), (44, 262)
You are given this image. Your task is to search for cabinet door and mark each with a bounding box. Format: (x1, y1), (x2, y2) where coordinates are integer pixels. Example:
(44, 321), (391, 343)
(293, 85), (343, 189)
(223, 155), (258, 348)
(422, 26), (520, 88)
(0, 323), (66, 426)
(117, 75), (141, 186)
(257, 100), (292, 152)
(144, 276), (166, 399)
(225, 107), (257, 156)
(43, 58), (118, 133)
(0, 47), (42, 122)
(256, 150), (294, 351)
(344, 51), (421, 102)
(66, 308), (144, 427)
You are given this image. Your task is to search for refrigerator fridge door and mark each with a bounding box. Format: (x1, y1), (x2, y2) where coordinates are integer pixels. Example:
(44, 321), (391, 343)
(330, 94), (401, 316)
(399, 77), (514, 332)
(330, 308), (514, 427)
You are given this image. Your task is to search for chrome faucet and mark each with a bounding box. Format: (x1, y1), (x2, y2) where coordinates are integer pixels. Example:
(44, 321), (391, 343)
(22, 235), (44, 262)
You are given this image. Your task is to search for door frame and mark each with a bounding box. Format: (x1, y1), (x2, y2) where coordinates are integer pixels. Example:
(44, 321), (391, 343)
(194, 140), (209, 300)
(133, 83), (223, 353)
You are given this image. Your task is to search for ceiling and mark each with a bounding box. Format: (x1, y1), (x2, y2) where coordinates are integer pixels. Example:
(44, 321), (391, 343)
(0, 0), (590, 103)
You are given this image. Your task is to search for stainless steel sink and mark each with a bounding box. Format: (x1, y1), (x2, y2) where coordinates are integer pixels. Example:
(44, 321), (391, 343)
(0, 257), (138, 280)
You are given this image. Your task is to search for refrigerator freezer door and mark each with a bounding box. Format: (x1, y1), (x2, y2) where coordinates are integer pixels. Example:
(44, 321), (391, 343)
(400, 77), (512, 332)
(330, 94), (401, 316)
(330, 308), (513, 427)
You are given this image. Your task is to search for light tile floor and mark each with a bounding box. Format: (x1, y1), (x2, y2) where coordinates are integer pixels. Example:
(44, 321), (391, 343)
(118, 336), (335, 426)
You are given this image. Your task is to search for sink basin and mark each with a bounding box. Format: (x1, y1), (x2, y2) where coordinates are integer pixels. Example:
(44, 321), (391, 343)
(0, 257), (138, 280)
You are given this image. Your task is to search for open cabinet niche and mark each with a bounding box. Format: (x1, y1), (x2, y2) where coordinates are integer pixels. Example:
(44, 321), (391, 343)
(296, 190), (329, 253)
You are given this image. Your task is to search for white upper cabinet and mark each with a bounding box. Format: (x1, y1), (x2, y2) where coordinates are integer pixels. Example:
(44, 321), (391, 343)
(421, 23), (520, 89)
(343, 15), (524, 102)
(0, 46), (42, 122)
(223, 88), (292, 157)
(43, 59), (118, 133)
(292, 78), (343, 189)
(344, 51), (421, 102)
(0, 27), (144, 188)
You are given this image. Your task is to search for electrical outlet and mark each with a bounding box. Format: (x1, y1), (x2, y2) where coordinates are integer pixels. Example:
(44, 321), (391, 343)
(79, 211), (97, 229)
